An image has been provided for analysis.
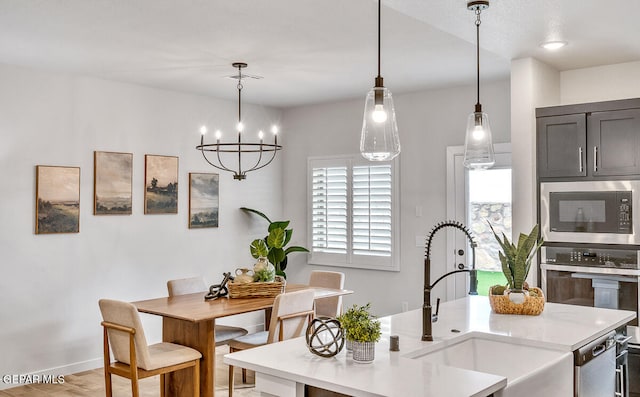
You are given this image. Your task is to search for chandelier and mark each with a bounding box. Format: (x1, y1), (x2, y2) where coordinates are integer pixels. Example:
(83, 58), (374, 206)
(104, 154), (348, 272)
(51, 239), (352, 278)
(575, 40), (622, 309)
(196, 62), (282, 180)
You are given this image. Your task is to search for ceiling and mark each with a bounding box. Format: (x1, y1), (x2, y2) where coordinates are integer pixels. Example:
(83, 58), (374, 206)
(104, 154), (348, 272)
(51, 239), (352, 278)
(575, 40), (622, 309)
(0, 0), (638, 108)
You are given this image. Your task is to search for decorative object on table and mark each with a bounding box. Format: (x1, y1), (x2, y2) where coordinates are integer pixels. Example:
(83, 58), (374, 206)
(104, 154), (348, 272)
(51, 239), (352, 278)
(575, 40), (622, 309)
(463, 0), (495, 170)
(227, 276), (285, 298)
(93, 151), (132, 215)
(195, 62), (282, 181)
(359, 0), (400, 162)
(188, 172), (219, 228)
(205, 272), (233, 300)
(241, 207), (309, 278)
(488, 223), (545, 315)
(234, 268), (254, 284)
(337, 303), (381, 363)
(35, 165), (80, 234)
(253, 256), (275, 282)
(305, 317), (345, 358)
(144, 154), (178, 214)
(389, 335), (400, 352)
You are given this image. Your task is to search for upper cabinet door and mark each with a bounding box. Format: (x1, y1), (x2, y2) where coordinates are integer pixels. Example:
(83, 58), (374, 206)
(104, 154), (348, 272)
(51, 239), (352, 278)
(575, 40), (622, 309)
(589, 109), (640, 177)
(537, 114), (587, 178)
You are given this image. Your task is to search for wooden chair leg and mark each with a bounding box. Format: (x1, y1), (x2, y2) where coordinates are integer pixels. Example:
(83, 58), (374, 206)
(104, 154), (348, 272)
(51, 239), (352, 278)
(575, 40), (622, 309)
(242, 368), (247, 383)
(131, 367), (140, 397)
(229, 364), (235, 397)
(193, 359), (200, 397)
(160, 373), (165, 397)
(104, 367), (113, 397)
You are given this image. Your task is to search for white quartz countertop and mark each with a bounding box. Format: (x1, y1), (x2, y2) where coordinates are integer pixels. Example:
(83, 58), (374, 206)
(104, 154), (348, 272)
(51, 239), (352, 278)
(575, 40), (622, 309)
(224, 296), (635, 397)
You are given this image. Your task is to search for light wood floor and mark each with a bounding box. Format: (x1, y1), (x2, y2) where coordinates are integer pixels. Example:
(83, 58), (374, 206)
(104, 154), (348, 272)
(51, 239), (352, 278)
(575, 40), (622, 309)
(0, 346), (259, 397)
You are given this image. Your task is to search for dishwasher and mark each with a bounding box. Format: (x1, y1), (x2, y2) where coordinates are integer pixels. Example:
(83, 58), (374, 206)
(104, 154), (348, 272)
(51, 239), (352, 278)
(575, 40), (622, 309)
(574, 331), (617, 397)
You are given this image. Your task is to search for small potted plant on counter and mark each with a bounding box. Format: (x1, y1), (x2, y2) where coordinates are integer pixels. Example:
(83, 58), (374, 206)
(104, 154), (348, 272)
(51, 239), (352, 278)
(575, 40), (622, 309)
(338, 303), (381, 363)
(488, 223), (546, 315)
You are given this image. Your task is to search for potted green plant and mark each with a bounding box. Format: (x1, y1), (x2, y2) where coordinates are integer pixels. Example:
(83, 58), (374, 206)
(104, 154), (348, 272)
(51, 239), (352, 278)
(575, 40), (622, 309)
(241, 207), (309, 279)
(488, 223), (546, 314)
(337, 303), (381, 363)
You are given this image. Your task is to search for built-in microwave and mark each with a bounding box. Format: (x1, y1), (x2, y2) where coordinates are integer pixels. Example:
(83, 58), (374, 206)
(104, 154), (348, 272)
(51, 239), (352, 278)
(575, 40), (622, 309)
(540, 180), (640, 244)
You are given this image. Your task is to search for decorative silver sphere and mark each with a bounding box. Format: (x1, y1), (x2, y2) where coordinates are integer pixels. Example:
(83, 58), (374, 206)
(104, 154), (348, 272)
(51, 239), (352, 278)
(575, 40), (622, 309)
(305, 317), (345, 358)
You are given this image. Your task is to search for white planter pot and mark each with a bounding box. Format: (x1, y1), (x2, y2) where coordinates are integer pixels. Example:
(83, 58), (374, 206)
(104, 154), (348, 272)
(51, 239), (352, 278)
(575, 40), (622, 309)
(352, 341), (376, 363)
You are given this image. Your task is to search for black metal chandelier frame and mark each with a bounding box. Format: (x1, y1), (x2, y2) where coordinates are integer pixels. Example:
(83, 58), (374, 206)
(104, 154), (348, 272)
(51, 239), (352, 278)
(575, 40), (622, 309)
(196, 62), (282, 180)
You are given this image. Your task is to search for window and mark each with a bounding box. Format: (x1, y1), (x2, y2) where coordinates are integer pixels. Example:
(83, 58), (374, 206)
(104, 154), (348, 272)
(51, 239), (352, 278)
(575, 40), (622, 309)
(308, 156), (399, 271)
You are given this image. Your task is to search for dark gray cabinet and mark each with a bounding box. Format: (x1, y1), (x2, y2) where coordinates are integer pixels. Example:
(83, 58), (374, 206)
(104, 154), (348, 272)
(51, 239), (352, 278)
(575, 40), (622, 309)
(589, 109), (640, 176)
(536, 99), (640, 180)
(537, 114), (587, 178)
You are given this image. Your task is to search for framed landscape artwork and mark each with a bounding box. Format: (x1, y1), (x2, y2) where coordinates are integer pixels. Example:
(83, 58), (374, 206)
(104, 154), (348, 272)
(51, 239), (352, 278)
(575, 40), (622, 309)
(144, 155), (178, 214)
(94, 151), (133, 215)
(189, 172), (219, 228)
(35, 165), (80, 234)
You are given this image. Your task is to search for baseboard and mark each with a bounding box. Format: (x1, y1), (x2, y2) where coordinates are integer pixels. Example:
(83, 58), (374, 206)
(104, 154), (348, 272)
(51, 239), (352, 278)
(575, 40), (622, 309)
(0, 358), (102, 391)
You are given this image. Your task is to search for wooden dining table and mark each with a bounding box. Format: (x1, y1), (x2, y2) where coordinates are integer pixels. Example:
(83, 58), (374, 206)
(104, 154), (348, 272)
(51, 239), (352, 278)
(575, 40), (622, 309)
(132, 284), (353, 397)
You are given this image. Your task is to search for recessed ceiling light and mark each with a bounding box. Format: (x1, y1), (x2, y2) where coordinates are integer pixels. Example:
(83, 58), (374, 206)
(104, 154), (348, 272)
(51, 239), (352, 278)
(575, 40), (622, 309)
(540, 41), (568, 50)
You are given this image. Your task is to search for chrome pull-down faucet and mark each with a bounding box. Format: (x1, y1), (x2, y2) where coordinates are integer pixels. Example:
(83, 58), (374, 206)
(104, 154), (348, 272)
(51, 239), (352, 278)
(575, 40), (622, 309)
(423, 221), (478, 342)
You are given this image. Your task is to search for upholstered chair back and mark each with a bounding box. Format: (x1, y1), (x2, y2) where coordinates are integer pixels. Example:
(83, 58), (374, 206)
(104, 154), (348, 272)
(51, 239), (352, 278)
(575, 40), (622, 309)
(167, 277), (207, 296)
(98, 299), (152, 369)
(309, 270), (345, 318)
(267, 289), (315, 344)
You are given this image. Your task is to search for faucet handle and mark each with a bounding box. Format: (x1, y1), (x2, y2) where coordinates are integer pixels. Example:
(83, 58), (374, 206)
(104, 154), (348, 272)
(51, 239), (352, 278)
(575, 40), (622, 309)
(432, 298), (440, 323)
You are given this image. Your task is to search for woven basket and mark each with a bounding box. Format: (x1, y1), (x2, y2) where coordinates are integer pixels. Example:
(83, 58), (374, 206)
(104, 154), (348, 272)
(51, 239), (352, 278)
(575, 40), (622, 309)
(228, 281), (284, 298)
(488, 286), (545, 316)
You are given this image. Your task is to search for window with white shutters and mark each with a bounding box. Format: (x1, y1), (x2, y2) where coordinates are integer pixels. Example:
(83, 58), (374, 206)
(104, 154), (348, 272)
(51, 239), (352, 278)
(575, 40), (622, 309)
(308, 156), (399, 271)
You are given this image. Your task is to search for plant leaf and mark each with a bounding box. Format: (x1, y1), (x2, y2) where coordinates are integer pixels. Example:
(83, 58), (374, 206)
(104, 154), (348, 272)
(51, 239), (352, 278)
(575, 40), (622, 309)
(267, 228), (286, 249)
(268, 247), (286, 266)
(283, 228), (293, 246)
(268, 221), (290, 232)
(240, 207), (272, 224)
(250, 239), (269, 258)
(284, 246), (310, 255)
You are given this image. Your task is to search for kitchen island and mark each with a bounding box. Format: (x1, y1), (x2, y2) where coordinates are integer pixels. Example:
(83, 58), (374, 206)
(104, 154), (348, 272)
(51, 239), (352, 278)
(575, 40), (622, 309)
(224, 296), (635, 396)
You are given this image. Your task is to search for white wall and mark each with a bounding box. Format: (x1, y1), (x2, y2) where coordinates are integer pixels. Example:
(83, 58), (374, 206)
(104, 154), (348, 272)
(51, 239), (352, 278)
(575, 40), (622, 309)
(0, 63), (282, 383)
(561, 61), (640, 105)
(281, 80), (511, 316)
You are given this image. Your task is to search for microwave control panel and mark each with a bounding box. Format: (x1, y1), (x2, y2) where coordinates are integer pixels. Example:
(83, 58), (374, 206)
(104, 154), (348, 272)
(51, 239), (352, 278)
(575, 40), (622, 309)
(618, 194), (632, 232)
(542, 245), (639, 270)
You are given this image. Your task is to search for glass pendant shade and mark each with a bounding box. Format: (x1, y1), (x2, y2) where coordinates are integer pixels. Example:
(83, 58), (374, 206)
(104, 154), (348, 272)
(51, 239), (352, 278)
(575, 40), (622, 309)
(360, 87), (401, 161)
(463, 111), (495, 169)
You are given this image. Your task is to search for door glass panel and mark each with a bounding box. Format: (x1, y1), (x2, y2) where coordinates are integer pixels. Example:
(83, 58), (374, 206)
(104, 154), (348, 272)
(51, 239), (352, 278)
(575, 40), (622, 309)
(467, 168), (511, 295)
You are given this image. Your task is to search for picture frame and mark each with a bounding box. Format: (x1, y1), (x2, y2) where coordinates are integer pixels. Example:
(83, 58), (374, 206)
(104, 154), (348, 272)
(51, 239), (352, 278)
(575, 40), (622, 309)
(189, 172), (219, 228)
(35, 165), (80, 234)
(144, 155), (178, 214)
(94, 151), (133, 215)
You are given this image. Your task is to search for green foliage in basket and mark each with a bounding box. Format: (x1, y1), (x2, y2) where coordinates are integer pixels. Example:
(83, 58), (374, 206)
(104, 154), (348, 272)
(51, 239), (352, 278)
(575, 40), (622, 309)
(242, 207), (309, 279)
(337, 303), (381, 343)
(489, 223), (544, 291)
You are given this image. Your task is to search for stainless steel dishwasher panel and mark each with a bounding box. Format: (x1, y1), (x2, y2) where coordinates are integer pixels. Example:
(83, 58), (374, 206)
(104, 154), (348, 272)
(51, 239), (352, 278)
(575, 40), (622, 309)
(575, 331), (617, 397)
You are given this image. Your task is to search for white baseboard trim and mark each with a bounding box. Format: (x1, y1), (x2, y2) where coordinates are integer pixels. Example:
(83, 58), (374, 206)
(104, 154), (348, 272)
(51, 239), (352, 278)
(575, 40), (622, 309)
(0, 358), (102, 391)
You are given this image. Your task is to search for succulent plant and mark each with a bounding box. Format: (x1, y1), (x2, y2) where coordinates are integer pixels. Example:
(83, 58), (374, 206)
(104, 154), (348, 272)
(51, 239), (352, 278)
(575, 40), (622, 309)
(337, 303), (381, 343)
(489, 223), (543, 291)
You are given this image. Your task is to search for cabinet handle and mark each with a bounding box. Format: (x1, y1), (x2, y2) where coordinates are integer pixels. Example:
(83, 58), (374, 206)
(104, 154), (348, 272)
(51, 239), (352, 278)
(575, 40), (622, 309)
(578, 147), (583, 172)
(616, 363), (625, 397)
(593, 146), (598, 172)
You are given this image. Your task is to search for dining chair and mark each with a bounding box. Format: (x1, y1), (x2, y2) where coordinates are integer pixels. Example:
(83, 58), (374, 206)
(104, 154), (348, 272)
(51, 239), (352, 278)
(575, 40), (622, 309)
(309, 270), (345, 318)
(227, 289), (316, 396)
(98, 299), (201, 397)
(167, 276), (249, 345)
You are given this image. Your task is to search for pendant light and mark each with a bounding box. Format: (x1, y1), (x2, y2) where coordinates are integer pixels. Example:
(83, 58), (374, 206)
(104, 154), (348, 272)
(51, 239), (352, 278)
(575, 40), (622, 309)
(196, 62), (281, 180)
(463, 0), (495, 170)
(360, 0), (400, 162)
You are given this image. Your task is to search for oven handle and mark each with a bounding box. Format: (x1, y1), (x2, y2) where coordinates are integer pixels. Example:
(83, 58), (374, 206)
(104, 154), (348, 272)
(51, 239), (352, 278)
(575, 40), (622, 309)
(617, 335), (632, 345)
(615, 361), (626, 397)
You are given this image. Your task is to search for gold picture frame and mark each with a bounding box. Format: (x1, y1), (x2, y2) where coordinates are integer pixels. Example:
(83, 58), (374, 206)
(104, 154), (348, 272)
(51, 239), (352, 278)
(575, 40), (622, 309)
(189, 172), (219, 228)
(35, 165), (80, 234)
(144, 155), (178, 214)
(94, 151), (133, 215)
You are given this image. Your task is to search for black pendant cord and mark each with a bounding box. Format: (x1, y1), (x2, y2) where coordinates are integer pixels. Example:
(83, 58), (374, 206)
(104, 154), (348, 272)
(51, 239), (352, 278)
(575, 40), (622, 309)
(377, 0), (381, 80)
(475, 9), (482, 113)
(237, 65), (243, 174)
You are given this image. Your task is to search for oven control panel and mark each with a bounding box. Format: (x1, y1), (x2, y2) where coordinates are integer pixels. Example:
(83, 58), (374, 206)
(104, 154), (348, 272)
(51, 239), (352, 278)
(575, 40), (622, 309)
(542, 246), (640, 269)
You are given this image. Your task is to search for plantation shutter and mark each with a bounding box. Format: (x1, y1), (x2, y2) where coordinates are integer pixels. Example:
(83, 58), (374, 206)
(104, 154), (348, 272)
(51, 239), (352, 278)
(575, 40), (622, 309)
(352, 165), (392, 257)
(311, 165), (348, 254)
(308, 156), (399, 271)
